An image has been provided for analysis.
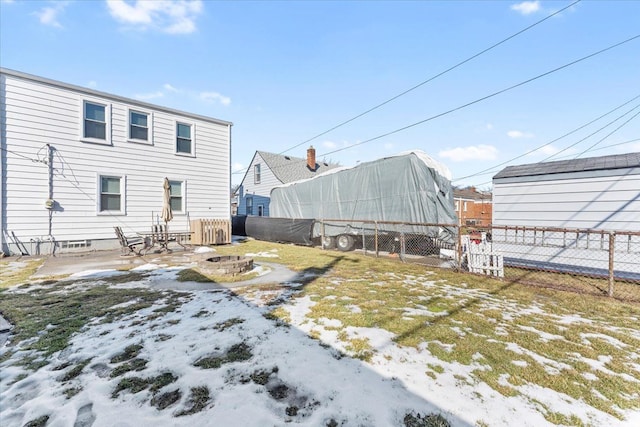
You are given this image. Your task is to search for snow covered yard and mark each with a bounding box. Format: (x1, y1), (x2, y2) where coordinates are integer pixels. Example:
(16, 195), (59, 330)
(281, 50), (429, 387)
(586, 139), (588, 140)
(1, 240), (639, 427)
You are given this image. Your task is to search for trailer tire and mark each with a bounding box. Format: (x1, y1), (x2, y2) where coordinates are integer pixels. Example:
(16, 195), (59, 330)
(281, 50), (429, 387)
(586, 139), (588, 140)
(336, 234), (355, 252)
(321, 236), (336, 249)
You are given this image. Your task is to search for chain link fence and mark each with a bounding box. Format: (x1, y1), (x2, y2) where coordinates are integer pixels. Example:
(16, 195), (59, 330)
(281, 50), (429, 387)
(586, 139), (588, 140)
(315, 219), (640, 302)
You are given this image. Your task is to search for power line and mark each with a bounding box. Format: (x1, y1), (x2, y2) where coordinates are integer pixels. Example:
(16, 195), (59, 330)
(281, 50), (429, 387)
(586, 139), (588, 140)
(319, 33), (640, 159)
(573, 110), (640, 158)
(453, 93), (640, 182)
(539, 103), (640, 162)
(279, 0), (582, 155)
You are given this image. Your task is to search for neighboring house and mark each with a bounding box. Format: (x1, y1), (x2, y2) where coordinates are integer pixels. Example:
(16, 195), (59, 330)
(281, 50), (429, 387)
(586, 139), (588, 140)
(492, 152), (640, 277)
(237, 146), (339, 217)
(453, 186), (492, 227)
(492, 152), (640, 231)
(0, 68), (232, 256)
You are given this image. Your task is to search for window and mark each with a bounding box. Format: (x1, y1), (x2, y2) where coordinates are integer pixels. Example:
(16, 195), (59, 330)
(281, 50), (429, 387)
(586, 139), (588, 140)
(129, 110), (149, 142)
(463, 202), (468, 212)
(83, 101), (108, 142)
(254, 164), (261, 184)
(246, 197), (253, 215)
(176, 122), (193, 154)
(99, 175), (122, 212)
(257, 205), (264, 216)
(168, 180), (184, 213)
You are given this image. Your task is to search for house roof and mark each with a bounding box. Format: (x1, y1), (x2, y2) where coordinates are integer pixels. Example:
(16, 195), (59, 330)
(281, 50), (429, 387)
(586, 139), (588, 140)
(257, 151), (340, 183)
(493, 152), (640, 180)
(1, 67), (232, 127)
(453, 187), (492, 201)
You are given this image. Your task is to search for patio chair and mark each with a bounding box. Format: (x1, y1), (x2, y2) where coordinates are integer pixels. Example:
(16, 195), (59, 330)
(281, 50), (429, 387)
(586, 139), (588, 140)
(114, 226), (147, 256)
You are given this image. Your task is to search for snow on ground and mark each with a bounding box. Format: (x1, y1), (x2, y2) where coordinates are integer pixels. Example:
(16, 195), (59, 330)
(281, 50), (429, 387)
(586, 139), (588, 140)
(1, 262), (639, 427)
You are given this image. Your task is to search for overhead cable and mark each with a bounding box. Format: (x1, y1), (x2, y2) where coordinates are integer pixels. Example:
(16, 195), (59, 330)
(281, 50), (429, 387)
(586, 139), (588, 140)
(453, 93), (640, 182)
(319, 33), (640, 159)
(279, 0), (582, 155)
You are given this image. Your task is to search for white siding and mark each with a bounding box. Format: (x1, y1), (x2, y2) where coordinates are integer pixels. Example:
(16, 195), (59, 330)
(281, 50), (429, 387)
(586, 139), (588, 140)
(493, 173), (640, 231)
(1, 71), (231, 252)
(238, 152), (282, 216)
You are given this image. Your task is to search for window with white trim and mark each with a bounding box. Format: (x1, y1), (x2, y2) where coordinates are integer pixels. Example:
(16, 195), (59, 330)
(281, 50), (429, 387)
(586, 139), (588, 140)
(176, 122), (193, 155)
(99, 175), (123, 213)
(254, 164), (261, 184)
(83, 101), (110, 143)
(246, 196), (253, 215)
(129, 110), (150, 142)
(169, 180), (184, 213)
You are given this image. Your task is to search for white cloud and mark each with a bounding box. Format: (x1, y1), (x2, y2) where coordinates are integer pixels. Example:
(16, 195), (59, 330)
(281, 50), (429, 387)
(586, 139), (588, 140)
(106, 0), (203, 34)
(507, 130), (534, 139)
(34, 2), (70, 28)
(1, 0), (16, 4)
(511, 1), (541, 15)
(87, 81), (98, 88)
(134, 91), (164, 100)
(200, 91), (231, 106)
(486, 123), (494, 131)
(322, 141), (337, 149)
(383, 143), (394, 150)
(232, 162), (244, 173)
(163, 83), (180, 93)
(439, 145), (498, 162)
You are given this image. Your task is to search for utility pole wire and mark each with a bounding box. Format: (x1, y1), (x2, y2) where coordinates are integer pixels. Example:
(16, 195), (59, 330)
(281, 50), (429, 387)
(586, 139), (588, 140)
(319, 33), (640, 159)
(453, 93), (640, 182)
(574, 109), (640, 159)
(279, 0), (582, 155)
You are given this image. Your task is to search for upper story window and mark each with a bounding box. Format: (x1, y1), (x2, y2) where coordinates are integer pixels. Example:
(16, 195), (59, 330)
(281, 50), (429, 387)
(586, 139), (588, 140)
(176, 122), (194, 155)
(99, 175), (124, 214)
(83, 101), (110, 144)
(168, 180), (184, 213)
(254, 164), (261, 184)
(129, 110), (149, 142)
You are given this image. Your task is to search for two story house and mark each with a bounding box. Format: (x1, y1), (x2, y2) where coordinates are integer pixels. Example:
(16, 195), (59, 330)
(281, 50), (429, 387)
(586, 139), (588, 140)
(237, 146), (339, 217)
(453, 186), (493, 227)
(0, 68), (232, 256)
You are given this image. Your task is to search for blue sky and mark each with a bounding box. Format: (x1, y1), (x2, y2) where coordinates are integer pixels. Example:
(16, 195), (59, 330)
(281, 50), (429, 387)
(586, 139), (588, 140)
(1, 0), (639, 188)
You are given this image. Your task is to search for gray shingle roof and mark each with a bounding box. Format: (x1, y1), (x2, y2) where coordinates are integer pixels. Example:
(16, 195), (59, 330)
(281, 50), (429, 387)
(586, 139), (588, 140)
(493, 152), (640, 180)
(257, 151), (340, 183)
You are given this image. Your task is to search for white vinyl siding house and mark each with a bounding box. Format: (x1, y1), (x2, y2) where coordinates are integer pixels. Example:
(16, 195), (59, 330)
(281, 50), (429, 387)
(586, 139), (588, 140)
(492, 153), (640, 231)
(492, 153), (640, 277)
(0, 68), (232, 255)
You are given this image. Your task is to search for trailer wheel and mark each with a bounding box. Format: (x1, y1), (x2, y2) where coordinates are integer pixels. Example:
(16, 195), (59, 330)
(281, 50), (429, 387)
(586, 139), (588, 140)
(336, 234), (355, 252)
(321, 236), (336, 249)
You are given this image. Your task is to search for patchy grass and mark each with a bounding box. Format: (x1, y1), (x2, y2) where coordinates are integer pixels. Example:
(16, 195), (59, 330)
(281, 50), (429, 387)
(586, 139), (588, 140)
(404, 412), (451, 427)
(58, 358), (92, 382)
(0, 282), (179, 367)
(176, 386), (210, 416)
(194, 342), (253, 369)
(111, 344), (143, 363)
(212, 317), (245, 331)
(221, 239), (640, 422)
(0, 258), (46, 289)
(110, 358), (148, 378)
(23, 415), (50, 427)
(112, 376), (149, 398)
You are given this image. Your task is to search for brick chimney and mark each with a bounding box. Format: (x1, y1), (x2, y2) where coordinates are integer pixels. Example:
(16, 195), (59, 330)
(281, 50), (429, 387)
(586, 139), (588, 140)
(307, 145), (316, 171)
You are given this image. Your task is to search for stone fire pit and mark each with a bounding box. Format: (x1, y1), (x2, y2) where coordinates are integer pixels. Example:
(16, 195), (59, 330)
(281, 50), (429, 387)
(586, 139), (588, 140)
(198, 255), (253, 276)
